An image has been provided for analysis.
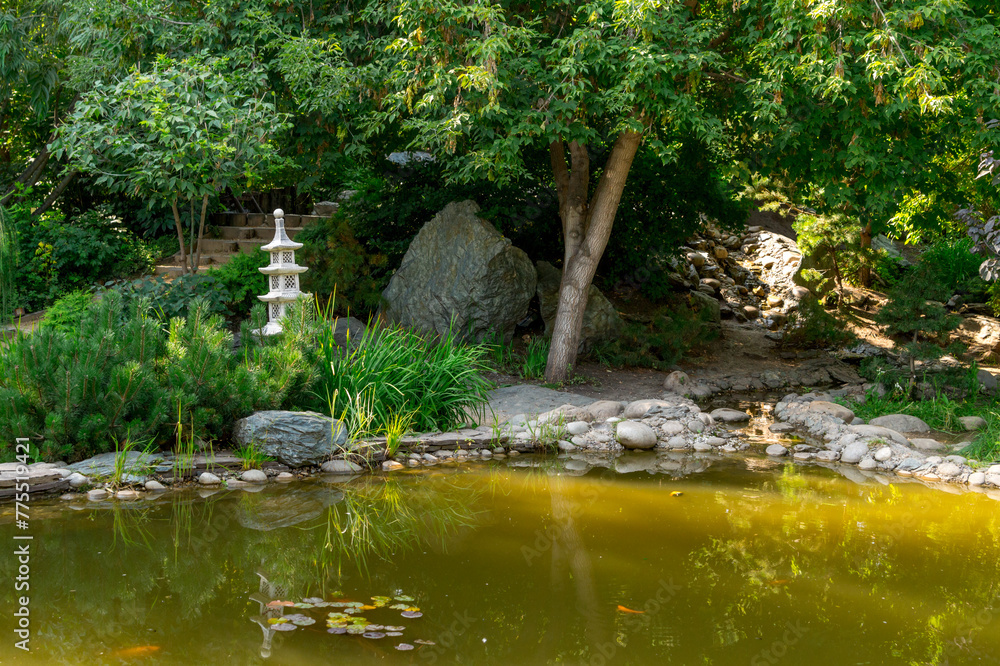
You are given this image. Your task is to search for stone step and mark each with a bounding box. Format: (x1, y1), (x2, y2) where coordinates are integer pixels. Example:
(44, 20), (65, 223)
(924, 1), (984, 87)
(197, 238), (240, 253)
(158, 253), (233, 267)
(219, 226), (261, 240)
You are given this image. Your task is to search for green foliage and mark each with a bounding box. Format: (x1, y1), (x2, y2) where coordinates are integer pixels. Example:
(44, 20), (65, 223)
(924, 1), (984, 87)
(233, 441), (273, 471)
(590, 301), (718, 370)
(53, 55), (291, 269)
(297, 214), (387, 318)
(918, 237), (986, 298)
(520, 337), (549, 380)
(783, 299), (855, 349)
(206, 252), (269, 318)
(963, 411), (1000, 462)
(41, 289), (94, 334)
(113, 274), (230, 321)
(4, 202), (155, 312)
(844, 388), (970, 434)
(316, 323), (492, 434)
(599, 143), (748, 300)
(877, 270), (962, 364)
(0, 206), (16, 320)
(0, 292), (316, 462)
(792, 211), (862, 289)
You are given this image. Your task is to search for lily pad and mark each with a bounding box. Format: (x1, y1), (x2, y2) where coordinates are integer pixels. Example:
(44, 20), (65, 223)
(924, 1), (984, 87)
(371, 596), (392, 605)
(414, 639), (436, 645)
(327, 612), (348, 619)
(303, 597), (325, 604)
(267, 618), (288, 625)
(346, 625), (367, 635)
(387, 632), (403, 637)
(401, 611), (423, 619)
(394, 595), (415, 602)
(291, 617), (316, 627)
(395, 643), (414, 651)
(365, 625), (385, 631)
(273, 623), (297, 632)
(292, 602), (314, 609)
(363, 632), (386, 639)
(327, 627), (347, 635)
(389, 604), (409, 610)
(384, 626), (405, 632)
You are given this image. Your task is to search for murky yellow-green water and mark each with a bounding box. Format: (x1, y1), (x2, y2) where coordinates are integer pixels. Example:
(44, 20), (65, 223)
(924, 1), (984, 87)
(2, 455), (1000, 665)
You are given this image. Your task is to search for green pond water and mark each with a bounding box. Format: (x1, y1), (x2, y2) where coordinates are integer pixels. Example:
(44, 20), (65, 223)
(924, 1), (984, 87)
(2, 455), (1000, 665)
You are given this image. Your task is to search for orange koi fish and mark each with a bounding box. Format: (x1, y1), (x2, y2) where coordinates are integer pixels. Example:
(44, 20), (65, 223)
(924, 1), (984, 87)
(617, 605), (645, 614)
(112, 645), (161, 658)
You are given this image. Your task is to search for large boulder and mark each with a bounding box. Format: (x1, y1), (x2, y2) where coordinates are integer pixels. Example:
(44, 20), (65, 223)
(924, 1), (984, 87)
(536, 261), (624, 353)
(331, 316), (367, 351)
(232, 411), (349, 467)
(380, 201), (536, 341)
(868, 414), (930, 433)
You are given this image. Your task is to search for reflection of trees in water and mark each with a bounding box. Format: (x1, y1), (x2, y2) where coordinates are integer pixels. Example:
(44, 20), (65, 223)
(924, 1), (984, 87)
(9, 474), (488, 663)
(687, 465), (1000, 662)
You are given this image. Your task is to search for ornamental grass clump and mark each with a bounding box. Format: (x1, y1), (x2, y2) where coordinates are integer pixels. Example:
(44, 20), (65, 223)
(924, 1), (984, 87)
(317, 323), (491, 434)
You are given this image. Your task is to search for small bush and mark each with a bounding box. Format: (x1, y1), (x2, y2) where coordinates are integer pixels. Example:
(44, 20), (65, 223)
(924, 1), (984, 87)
(113, 274), (230, 321)
(206, 251), (269, 318)
(316, 323), (492, 434)
(520, 337), (549, 379)
(297, 215), (387, 318)
(589, 300), (718, 369)
(41, 290), (95, 334)
(783, 298), (855, 348)
(918, 237), (985, 297)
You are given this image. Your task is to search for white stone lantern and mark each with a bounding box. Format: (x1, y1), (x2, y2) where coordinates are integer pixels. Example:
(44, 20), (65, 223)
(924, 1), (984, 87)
(256, 209), (308, 336)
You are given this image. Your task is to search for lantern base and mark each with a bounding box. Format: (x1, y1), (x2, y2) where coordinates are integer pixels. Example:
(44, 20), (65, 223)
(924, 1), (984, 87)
(252, 321), (285, 337)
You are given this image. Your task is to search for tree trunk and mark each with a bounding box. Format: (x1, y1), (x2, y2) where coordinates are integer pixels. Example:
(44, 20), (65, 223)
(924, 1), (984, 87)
(188, 199), (196, 272)
(859, 221), (872, 287)
(171, 199), (190, 276)
(193, 194), (209, 274)
(544, 130), (642, 382)
(32, 170), (78, 218)
(0, 146), (50, 207)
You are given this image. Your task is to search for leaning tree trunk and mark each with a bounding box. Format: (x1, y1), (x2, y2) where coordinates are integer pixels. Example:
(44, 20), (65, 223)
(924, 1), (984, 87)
(192, 194), (209, 274)
(544, 130), (642, 382)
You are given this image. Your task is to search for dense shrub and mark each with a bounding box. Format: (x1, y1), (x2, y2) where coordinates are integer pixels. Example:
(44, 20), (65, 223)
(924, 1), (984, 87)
(3, 202), (156, 312)
(918, 237), (986, 298)
(206, 251), (269, 317)
(0, 293), (315, 462)
(297, 216), (387, 317)
(40, 290), (95, 334)
(589, 298), (719, 369)
(113, 273), (230, 321)
(315, 323), (492, 434)
(782, 298), (855, 349)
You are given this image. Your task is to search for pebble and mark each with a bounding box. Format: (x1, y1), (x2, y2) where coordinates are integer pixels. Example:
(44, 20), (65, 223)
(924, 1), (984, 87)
(874, 447), (893, 462)
(765, 444), (788, 457)
(87, 489), (108, 500)
(616, 421), (658, 450)
(969, 472), (987, 486)
(382, 461), (404, 471)
(198, 472), (221, 486)
(686, 419), (705, 434)
(276, 472), (295, 481)
(116, 489), (141, 500)
(566, 421), (590, 436)
(858, 457), (878, 471)
(557, 440), (576, 452)
(68, 472), (90, 488)
(144, 480), (166, 492)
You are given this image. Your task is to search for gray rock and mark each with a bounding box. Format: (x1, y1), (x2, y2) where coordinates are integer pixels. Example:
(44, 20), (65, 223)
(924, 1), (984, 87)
(766, 444), (788, 456)
(623, 399), (674, 419)
(841, 442), (870, 464)
(557, 440), (577, 452)
(869, 414), (930, 433)
(710, 408), (751, 423)
(233, 410), (348, 467)
(969, 472), (987, 486)
(198, 472), (221, 485)
(874, 446), (893, 462)
(686, 419), (705, 433)
(896, 458), (924, 472)
(144, 480), (166, 492)
(959, 416), (987, 431)
(380, 200), (537, 342)
(666, 436), (689, 449)
(382, 461), (404, 471)
(585, 400), (624, 421)
(661, 421), (685, 436)
(768, 422), (796, 434)
(850, 424), (911, 448)
(536, 261), (623, 352)
(565, 421), (590, 436)
(330, 316), (366, 351)
(616, 421), (658, 450)
(807, 400), (855, 422)
(935, 462), (962, 478)
(977, 369), (998, 393)
(858, 457), (878, 471)
(67, 473), (90, 488)
(693, 441), (713, 452)
(688, 290), (721, 327)
(815, 450), (840, 462)
(663, 371), (691, 395)
(87, 488), (108, 500)
(241, 469), (268, 483)
(910, 438), (946, 452)
(321, 459), (364, 474)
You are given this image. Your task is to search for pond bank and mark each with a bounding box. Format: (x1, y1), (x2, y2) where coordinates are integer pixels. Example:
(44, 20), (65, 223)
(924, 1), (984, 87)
(9, 382), (1000, 503)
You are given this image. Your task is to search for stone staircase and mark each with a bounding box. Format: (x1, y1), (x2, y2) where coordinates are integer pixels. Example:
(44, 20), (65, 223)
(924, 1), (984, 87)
(154, 212), (327, 278)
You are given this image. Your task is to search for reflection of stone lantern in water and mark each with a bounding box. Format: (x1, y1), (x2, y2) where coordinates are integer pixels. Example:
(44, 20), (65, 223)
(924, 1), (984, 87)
(249, 570), (288, 659)
(256, 209), (308, 336)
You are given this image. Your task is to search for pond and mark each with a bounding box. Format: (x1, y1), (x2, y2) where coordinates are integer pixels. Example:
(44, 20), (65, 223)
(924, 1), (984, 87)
(2, 455), (999, 665)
